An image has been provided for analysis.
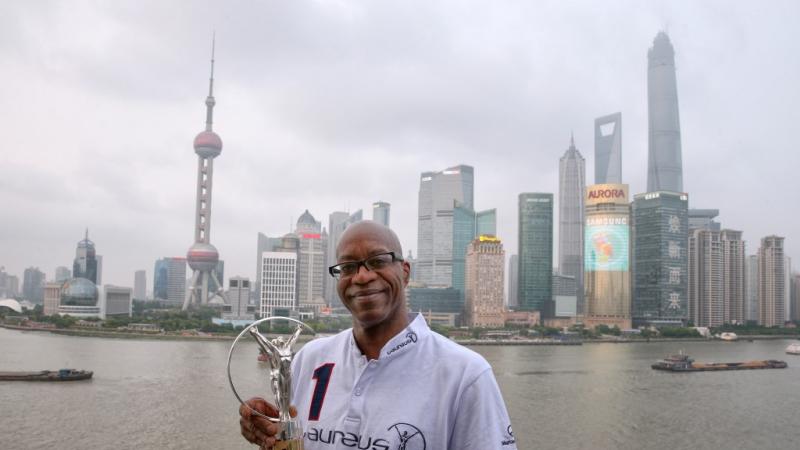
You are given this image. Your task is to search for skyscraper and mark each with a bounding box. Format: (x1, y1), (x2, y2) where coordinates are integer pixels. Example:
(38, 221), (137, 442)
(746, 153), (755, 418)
(325, 210), (362, 307)
(559, 136), (585, 313)
(133, 270), (147, 301)
(22, 267), (45, 303)
(417, 165), (474, 287)
(73, 230), (98, 284)
(0, 267), (20, 298)
(632, 191), (688, 327)
(224, 277), (253, 321)
(647, 32), (684, 192)
(184, 38), (226, 310)
(518, 193), (553, 318)
(55, 266), (71, 283)
(464, 236), (505, 328)
(507, 255), (519, 308)
(372, 201), (390, 227)
(720, 230), (746, 324)
(295, 210), (328, 313)
(260, 251), (297, 317)
(594, 113), (622, 184)
(689, 209), (721, 231)
(452, 206), (496, 297)
(745, 255), (759, 323)
(584, 184), (631, 329)
(153, 257), (186, 306)
(256, 233), (283, 305)
(758, 236), (785, 327)
(688, 229), (723, 327)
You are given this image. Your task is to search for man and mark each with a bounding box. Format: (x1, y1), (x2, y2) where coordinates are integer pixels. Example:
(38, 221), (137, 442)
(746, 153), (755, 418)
(240, 221), (517, 449)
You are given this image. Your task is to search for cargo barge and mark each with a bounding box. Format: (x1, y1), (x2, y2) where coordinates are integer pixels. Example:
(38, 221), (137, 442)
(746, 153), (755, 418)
(652, 353), (787, 372)
(0, 369), (93, 381)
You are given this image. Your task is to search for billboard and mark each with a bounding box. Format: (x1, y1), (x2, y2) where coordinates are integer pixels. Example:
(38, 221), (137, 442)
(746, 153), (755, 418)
(585, 222), (629, 271)
(586, 184), (629, 206)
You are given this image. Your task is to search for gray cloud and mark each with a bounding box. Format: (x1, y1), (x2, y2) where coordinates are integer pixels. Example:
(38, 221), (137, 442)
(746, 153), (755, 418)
(1, 0), (798, 286)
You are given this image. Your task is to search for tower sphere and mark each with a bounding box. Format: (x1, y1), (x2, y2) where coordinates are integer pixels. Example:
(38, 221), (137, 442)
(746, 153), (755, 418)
(187, 242), (220, 271)
(194, 130), (222, 158)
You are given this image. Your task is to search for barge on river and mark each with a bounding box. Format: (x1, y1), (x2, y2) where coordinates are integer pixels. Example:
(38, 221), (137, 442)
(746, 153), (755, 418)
(652, 353), (787, 372)
(0, 369), (93, 381)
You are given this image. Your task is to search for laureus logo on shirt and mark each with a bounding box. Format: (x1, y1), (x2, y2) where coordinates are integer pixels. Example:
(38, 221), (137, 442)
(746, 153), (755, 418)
(388, 422), (426, 450)
(502, 424), (516, 446)
(385, 331), (418, 356)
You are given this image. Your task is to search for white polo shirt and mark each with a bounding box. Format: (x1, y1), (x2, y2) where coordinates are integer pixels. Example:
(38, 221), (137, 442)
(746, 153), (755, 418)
(290, 313), (518, 450)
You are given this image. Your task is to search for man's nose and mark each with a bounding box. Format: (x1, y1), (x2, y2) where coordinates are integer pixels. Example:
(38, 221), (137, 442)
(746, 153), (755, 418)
(351, 264), (376, 283)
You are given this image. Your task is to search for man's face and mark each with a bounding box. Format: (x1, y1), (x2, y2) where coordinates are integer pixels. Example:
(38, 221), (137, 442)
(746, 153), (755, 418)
(335, 227), (410, 330)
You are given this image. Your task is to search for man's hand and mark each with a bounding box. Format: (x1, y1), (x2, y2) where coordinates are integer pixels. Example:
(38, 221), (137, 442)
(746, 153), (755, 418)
(239, 397), (298, 449)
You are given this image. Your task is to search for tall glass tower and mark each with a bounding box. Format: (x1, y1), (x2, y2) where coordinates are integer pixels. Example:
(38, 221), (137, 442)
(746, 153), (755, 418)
(416, 165), (474, 287)
(647, 32), (683, 192)
(518, 193), (554, 318)
(594, 113), (622, 184)
(558, 137), (585, 313)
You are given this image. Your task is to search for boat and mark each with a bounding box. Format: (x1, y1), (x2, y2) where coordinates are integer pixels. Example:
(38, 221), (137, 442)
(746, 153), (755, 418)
(652, 353), (787, 372)
(786, 343), (800, 355)
(0, 369), (93, 381)
(719, 332), (738, 341)
(257, 349), (269, 362)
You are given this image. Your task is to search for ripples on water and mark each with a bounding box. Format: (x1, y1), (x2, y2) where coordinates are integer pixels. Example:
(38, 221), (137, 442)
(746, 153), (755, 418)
(2, 328), (798, 449)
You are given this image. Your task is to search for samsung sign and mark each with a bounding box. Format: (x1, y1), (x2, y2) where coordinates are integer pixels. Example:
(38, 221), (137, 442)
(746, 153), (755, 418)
(586, 184), (629, 206)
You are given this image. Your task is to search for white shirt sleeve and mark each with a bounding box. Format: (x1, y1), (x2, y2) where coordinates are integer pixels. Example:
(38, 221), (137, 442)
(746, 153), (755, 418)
(449, 368), (518, 449)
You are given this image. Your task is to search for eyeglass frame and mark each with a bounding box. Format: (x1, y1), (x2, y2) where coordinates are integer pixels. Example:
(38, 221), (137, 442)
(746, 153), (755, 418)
(328, 252), (404, 279)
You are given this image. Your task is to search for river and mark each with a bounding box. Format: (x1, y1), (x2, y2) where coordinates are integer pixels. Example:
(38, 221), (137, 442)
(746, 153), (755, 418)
(1, 328), (798, 449)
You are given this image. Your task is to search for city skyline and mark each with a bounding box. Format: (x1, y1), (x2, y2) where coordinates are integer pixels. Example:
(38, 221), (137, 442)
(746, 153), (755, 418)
(1, 2), (799, 287)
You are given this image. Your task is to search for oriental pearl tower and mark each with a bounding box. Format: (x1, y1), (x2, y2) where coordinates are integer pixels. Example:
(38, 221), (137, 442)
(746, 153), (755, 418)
(183, 38), (226, 310)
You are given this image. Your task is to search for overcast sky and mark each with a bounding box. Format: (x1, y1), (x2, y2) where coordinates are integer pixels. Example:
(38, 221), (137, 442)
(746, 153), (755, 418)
(1, 0), (798, 288)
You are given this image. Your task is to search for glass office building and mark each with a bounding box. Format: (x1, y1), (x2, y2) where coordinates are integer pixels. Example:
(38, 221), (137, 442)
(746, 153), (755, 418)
(518, 193), (553, 318)
(632, 191), (688, 327)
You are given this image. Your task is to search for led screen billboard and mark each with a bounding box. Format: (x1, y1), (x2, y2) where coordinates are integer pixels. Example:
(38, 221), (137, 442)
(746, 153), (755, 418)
(585, 223), (629, 271)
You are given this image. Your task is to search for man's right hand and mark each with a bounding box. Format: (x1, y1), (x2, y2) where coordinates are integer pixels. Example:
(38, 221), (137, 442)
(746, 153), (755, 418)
(238, 397), (298, 449)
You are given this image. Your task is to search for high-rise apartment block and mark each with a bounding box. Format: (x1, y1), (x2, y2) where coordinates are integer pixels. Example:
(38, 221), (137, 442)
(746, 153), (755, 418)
(720, 230), (746, 324)
(464, 236), (505, 328)
(43, 282), (62, 315)
(594, 113), (622, 184)
(688, 229), (723, 327)
(584, 184), (631, 329)
(372, 202), (390, 227)
(153, 257), (186, 305)
(647, 32), (684, 193)
(133, 270), (147, 301)
(632, 191), (688, 327)
(559, 136), (585, 313)
(260, 251), (297, 317)
(22, 267), (45, 303)
(758, 236), (786, 327)
(518, 193), (553, 318)
(745, 255), (759, 323)
(417, 165), (474, 287)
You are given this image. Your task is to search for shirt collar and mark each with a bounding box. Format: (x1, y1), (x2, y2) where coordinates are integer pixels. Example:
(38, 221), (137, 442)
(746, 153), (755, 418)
(347, 313), (431, 361)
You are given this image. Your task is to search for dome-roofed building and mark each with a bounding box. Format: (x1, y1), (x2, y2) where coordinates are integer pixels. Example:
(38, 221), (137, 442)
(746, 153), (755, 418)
(58, 277), (101, 317)
(296, 210), (320, 234)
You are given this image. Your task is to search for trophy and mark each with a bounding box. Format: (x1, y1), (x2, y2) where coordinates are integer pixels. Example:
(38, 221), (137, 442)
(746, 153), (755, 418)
(227, 317), (315, 450)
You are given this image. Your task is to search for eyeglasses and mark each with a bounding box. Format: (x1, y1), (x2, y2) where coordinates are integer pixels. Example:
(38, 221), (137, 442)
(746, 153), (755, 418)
(328, 252), (404, 279)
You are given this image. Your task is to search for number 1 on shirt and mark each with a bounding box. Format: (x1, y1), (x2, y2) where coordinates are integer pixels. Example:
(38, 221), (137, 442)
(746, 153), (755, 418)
(308, 363), (334, 420)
